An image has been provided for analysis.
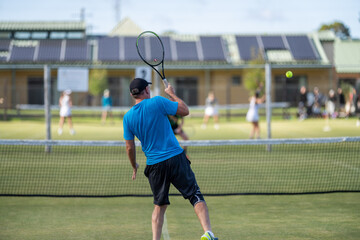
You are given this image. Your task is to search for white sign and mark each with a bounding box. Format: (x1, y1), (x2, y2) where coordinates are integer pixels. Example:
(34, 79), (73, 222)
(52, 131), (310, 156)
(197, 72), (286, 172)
(57, 67), (89, 92)
(135, 67), (152, 83)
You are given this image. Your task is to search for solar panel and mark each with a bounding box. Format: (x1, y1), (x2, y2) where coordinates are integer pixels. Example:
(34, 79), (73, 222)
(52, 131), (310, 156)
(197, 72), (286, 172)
(64, 40), (88, 61)
(124, 37), (140, 61)
(37, 40), (62, 61)
(236, 36), (260, 61)
(286, 35), (318, 60)
(98, 37), (120, 61)
(160, 36), (172, 62)
(9, 46), (35, 62)
(200, 36), (226, 61)
(0, 40), (10, 51)
(261, 36), (286, 50)
(175, 41), (199, 61)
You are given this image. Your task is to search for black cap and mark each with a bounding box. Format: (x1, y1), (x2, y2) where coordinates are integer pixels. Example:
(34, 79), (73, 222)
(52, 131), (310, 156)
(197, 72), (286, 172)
(129, 78), (151, 95)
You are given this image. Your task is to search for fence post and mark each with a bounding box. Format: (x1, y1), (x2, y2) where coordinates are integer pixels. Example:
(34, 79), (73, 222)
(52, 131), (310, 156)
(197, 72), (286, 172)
(44, 65), (51, 153)
(265, 63), (272, 151)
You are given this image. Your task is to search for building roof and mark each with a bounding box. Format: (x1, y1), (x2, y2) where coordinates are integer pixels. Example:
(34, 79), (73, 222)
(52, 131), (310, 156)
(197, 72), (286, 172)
(109, 18), (143, 36)
(334, 39), (360, 73)
(0, 21), (343, 70)
(0, 21), (86, 31)
(0, 34), (330, 66)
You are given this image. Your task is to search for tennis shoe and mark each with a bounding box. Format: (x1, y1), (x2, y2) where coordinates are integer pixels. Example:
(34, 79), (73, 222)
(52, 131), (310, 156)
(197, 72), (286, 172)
(201, 232), (218, 240)
(57, 128), (63, 135)
(70, 129), (76, 135)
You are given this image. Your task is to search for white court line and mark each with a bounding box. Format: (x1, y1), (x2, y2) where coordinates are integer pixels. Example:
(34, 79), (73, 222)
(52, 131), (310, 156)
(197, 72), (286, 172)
(162, 213), (171, 240)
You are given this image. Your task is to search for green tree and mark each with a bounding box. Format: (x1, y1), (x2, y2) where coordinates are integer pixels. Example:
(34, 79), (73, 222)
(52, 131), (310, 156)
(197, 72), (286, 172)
(243, 50), (265, 97)
(319, 21), (350, 39)
(340, 83), (353, 101)
(88, 69), (108, 105)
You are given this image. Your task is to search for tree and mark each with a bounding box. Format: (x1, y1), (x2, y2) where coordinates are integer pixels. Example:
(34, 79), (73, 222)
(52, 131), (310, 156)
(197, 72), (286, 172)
(243, 49), (265, 97)
(88, 69), (108, 105)
(340, 82), (353, 101)
(319, 21), (350, 39)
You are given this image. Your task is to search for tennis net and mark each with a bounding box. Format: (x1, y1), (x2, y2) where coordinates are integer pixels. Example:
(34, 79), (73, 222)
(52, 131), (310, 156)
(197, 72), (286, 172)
(0, 137), (359, 197)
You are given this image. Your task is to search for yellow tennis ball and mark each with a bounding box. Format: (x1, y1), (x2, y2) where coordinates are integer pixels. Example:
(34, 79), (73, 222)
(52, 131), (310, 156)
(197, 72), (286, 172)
(286, 71), (293, 78)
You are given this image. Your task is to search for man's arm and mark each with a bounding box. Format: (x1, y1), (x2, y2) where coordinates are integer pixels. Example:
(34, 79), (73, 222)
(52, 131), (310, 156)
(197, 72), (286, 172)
(165, 83), (189, 116)
(125, 139), (139, 180)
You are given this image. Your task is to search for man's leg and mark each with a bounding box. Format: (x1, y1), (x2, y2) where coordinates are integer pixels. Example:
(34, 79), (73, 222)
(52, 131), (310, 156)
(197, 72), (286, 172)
(194, 201), (212, 233)
(152, 204), (168, 240)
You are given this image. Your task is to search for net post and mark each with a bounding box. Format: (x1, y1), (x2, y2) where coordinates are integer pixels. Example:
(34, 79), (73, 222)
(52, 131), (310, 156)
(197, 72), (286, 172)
(265, 63), (272, 152)
(44, 65), (52, 153)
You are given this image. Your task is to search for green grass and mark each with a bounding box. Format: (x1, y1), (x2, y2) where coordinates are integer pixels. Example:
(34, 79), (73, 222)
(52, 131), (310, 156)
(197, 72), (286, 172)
(0, 194), (359, 240)
(0, 116), (360, 239)
(1, 114), (360, 140)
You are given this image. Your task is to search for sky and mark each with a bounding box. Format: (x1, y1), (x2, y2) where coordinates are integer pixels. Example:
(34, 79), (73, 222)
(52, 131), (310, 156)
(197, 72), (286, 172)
(0, 0), (359, 38)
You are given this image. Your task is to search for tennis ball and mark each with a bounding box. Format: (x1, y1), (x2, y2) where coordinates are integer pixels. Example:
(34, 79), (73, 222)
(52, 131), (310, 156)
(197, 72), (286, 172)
(286, 71), (293, 78)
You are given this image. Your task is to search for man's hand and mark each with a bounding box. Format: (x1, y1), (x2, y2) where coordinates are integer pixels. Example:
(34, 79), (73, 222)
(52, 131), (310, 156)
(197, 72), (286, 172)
(132, 163), (139, 180)
(164, 83), (189, 116)
(164, 83), (175, 97)
(175, 127), (181, 134)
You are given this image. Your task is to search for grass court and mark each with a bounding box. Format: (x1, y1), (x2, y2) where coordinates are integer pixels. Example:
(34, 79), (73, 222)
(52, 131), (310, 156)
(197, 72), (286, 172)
(0, 114), (359, 239)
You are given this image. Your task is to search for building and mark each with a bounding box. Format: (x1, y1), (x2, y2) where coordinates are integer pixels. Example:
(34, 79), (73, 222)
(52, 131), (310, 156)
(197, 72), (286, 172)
(0, 19), (359, 110)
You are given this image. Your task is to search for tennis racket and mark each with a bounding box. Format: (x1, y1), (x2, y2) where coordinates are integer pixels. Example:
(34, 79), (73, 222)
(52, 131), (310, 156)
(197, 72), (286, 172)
(136, 31), (168, 88)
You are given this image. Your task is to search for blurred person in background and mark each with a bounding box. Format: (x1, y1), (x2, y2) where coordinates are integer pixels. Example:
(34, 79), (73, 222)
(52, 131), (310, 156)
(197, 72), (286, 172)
(355, 90), (360, 127)
(246, 91), (265, 139)
(101, 89), (114, 124)
(297, 86), (308, 120)
(168, 114), (189, 154)
(337, 87), (346, 116)
(58, 89), (75, 135)
(201, 91), (219, 130)
(326, 89), (337, 118)
(312, 87), (324, 118)
(323, 89), (337, 132)
(345, 87), (356, 117)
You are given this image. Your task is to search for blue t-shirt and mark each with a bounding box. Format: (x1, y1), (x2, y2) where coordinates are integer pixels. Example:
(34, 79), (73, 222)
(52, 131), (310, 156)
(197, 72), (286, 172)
(102, 96), (112, 107)
(123, 96), (183, 165)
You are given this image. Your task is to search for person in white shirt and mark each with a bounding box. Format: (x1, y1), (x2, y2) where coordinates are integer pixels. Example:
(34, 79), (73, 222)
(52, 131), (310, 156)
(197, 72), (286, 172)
(58, 89), (75, 135)
(246, 91), (265, 139)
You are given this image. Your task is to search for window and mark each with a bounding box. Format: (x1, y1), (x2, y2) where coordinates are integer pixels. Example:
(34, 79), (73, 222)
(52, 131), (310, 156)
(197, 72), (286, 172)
(232, 76), (242, 86)
(175, 77), (198, 106)
(274, 75), (305, 104)
(14, 32), (31, 39)
(32, 32), (48, 39)
(338, 78), (356, 87)
(50, 32), (66, 39)
(67, 32), (84, 39)
(0, 32), (11, 39)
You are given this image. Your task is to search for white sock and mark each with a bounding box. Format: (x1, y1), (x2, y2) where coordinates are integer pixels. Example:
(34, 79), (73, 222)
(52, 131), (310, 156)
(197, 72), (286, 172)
(205, 231), (215, 238)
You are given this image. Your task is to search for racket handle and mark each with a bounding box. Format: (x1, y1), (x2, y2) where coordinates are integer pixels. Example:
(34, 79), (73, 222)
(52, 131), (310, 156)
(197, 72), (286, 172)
(162, 78), (169, 88)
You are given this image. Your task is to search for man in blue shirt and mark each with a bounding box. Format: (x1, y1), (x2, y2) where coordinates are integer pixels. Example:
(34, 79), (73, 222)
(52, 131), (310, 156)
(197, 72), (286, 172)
(123, 78), (218, 240)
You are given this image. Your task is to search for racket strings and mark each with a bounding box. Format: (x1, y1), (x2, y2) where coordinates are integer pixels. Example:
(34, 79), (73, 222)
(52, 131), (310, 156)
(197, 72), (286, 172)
(137, 33), (164, 66)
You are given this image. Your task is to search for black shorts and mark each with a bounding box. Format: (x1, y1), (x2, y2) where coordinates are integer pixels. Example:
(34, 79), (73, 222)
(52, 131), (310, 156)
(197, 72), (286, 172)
(144, 152), (199, 206)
